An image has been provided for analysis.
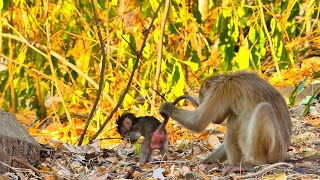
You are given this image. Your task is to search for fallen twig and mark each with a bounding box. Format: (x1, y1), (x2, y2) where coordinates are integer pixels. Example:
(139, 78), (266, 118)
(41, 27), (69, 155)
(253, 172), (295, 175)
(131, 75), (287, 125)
(12, 156), (42, 176)
(234, 162), (294, 179)
(147, 160), (188, 164)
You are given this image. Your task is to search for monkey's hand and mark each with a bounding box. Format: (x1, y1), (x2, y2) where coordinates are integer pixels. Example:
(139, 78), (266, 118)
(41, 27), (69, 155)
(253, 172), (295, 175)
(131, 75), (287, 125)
(138, 136), (145, 144)
(159, 102), (176, 117)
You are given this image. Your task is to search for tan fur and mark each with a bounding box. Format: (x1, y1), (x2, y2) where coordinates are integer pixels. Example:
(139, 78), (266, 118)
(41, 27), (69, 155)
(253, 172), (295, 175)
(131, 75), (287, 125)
(160, 71), (292, 166)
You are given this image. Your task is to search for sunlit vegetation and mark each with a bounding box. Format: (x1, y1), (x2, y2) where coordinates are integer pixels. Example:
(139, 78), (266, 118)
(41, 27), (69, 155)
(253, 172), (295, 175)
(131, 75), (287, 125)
(0, 0), (319, 146)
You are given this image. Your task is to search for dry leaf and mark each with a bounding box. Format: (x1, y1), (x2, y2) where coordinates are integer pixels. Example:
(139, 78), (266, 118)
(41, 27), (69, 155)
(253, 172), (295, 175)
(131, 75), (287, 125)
(198, 164), (208, 172)
(181, 166), (191, 176)
(208, 134), (221, 148)
(263, 172), (287, 180)
(193, 146), (202, 155)
(152, 168), (165, 180)
(292, 132), (317, 143)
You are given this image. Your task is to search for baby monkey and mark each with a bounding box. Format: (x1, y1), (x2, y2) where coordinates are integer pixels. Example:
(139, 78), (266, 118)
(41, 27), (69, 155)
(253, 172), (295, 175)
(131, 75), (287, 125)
(117, 94), (198, 164)
(117, 113), (168, 164)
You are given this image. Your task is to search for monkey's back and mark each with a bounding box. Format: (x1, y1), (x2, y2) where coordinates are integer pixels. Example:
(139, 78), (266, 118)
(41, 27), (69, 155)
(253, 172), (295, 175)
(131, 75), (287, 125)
(206, 71), (292, 142)
(133, 116), (164, 137)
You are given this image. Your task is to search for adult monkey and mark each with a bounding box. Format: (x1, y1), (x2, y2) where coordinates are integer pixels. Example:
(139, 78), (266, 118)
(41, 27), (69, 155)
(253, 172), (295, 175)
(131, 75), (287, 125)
(159, 71), (292, 174)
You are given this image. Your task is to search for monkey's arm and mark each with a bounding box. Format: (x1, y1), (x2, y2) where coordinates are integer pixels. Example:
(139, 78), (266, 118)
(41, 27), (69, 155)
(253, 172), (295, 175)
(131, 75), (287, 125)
(160, 102), (216, 132)
(160, 84), (230, 132)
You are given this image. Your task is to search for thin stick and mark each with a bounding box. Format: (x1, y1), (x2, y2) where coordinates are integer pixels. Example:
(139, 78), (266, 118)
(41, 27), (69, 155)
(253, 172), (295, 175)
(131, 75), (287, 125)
(121, 35), (137, 54)
(89, 0), (165, 143)
(44, 0), (76, 137)
(147, 160), (188, 164)
(234, 162), (293, 179)
(153, 89), (167, 101)
(78, 0), (108, 145)
(12, 156), (42, 176)
(151, 0), (171, 113)
(257, 0), (282, 82)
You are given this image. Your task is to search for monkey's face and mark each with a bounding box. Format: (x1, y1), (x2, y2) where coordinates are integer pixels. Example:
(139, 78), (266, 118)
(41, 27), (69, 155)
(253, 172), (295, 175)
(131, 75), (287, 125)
(117, 113), (137, 137)
(119, 117), (133, 136)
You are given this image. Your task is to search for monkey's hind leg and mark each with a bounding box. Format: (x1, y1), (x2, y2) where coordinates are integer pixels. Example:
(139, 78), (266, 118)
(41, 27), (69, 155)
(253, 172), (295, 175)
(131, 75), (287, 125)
(245, 102), (287, 165)
(160, 139), (169, 161)
(139, 142), (153, 164)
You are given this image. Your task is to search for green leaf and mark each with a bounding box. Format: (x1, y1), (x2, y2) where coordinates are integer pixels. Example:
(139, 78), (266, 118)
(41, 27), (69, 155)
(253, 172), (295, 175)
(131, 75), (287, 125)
(168, 23), (182, 34)
(222, 9), (232, 17)
(289, 77), (307, 107)
(270, 18), (277, 34)
(1, 0), (9, 11)
(192, 3), (202, 24)
(0, 0), (3, 11)
(190, 50), (200, 71)
(110, 0), (118, 6)
(181, 60), (199, 72)
(312, 71), (320, 78)
(123, 93), (135, 109)
(302, 87), (320, 116)
(129, 33), (137, 54)
(171, 62), (185, 97)
(248, 27), (265, 69)
(219, 36), (235, 70)
(286, 20), (297, 38)
(237, 7), (245, 18)
(180, 50), (199, 72)
(215, 7), (240, 70)
(270, 18), (289, 69)
(248, 27), (257, 43)
(40, 81), (49, 99)
(134, 142), (141, 155)
(0, 70), (9, 92)
(97, 0), (106, 10)
(234, 46), (250, 69)
(57, 103), (65, 116)
(259, 28), (266, 56)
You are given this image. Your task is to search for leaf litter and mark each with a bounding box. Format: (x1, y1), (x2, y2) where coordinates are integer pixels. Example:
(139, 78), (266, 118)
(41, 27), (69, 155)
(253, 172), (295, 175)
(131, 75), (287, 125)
(4, 66), (320, 179)
(2, 102), (319, 179)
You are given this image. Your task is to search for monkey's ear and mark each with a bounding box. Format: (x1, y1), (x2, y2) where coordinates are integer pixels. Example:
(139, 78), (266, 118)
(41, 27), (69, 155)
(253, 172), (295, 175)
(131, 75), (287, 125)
(204, 80), (212, 90)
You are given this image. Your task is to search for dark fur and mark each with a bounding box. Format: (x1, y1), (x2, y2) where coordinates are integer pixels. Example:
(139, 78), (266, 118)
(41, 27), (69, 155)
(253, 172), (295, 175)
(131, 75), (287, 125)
(117, 113), (168, 163)
(117, 113), (136, 135)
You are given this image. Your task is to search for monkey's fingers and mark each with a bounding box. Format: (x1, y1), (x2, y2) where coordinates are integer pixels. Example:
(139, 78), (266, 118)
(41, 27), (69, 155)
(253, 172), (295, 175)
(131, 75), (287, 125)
(138, 136), (145, 143)
(222, 165), (249, 176)
(159, 102), (175, 115)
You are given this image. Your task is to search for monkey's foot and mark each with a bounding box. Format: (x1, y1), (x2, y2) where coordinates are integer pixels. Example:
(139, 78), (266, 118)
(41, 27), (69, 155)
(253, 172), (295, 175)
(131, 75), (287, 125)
(222, 165), (247, 175)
